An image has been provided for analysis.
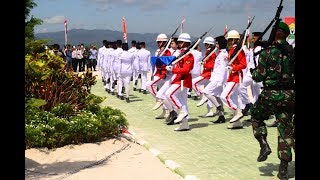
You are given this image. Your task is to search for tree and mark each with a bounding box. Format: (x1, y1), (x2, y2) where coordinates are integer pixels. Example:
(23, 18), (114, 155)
(25, 0), (50, 54)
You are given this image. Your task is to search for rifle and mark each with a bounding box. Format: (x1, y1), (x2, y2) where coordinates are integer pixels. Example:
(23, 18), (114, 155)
(170, 26), (213, 65)
(254, 0), (283, 47)
(200, 47), (217, 63)
(157, 24), (181, 56)
(228, 16), (255, 65)
(252, 0), (284, 68)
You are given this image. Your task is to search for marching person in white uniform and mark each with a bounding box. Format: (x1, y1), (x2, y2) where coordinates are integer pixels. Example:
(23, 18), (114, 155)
(118, 43), (135, 102)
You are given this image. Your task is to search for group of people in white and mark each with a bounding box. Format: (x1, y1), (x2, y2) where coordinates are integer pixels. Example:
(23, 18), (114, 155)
(96, 30), (270, 131)
(97, 40), (151, 103)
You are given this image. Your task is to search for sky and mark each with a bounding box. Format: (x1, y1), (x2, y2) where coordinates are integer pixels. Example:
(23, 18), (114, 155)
(31, 0), (295, 37)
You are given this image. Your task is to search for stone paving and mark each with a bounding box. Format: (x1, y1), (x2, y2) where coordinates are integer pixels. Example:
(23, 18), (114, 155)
(91, 73), (295, 180)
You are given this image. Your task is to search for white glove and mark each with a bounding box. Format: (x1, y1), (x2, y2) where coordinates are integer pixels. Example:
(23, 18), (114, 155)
(226, 66), (233, 71)
(166, 65), (173, 71)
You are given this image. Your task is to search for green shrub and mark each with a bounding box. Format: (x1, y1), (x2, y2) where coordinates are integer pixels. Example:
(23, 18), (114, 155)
(25, 104), (129, 149)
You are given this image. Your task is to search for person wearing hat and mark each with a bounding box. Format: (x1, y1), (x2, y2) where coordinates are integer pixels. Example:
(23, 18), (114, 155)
(192, 36), (219, 118)
(201, 35), (229, 124)
(220, 29), (247, 129)
(164, 33), (194, 131)
(152, 37), (179, 121)
(146, 33), (172, 119)
(250, 21), (295, 179)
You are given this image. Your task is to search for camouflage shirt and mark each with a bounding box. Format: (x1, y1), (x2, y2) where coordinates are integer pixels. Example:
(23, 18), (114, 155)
(252, 39), (294, 88)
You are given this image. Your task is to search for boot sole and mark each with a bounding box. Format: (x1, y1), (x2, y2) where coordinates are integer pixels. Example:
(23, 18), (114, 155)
(174, 128), (190, 131)
(227, 126), (243, 129)
(257, 150), (272, 162)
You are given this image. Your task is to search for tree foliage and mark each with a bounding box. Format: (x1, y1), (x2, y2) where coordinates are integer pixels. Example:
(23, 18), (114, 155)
(25, 0), (50, 54)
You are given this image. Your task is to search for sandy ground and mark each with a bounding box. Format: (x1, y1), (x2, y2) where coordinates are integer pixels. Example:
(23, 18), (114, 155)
(25, 136), (183, 180)
(25, 70), (182, 180)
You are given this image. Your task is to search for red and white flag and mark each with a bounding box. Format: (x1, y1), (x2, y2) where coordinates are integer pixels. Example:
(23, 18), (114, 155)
(122, 16), (127, 43)
(181, 16), (185, 34)
(64, 19), (68, 45)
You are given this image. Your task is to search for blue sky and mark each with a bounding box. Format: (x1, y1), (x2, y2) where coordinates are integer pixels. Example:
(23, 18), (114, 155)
(31, 0), (295, 37)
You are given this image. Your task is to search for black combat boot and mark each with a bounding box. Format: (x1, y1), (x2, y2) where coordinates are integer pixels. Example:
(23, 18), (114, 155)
(242, 103), (252, 116)
(277, 160), (289, 180)
(257, 136), (272, 162)
(213, 106), (225, 123)
(165, 110), (178, 125)
(213, 115), (226, 124)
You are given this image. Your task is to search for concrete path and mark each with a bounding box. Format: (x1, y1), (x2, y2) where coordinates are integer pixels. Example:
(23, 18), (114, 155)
(91, 71), (295, 180)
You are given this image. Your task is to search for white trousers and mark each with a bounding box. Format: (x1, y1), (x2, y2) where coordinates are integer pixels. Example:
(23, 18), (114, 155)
(146, 75), (165, 99)
(165, 84), (189, 114)
(140, 71), (148, 91)
(220, 82), (240, 111)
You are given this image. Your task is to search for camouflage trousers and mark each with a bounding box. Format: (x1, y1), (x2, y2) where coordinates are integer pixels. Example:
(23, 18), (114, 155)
(250, 89), (295, 162)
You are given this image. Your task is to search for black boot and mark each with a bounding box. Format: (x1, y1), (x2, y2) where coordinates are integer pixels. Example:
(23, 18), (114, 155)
(277, 160), (289, 180)
(213, 116), (226, 124)
(126, 97), (130, 103)
(165, 110), (178, 125)
(133, 87), (137, 91)
(242, 103), (252, 116)
(143, 90), (147, 94)
(257, 136), (272, 162)
(134, 80), (138, 86)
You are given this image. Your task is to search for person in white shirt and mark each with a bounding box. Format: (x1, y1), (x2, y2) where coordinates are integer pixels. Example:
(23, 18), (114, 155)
(111, 40), (123, 96)
(188, 44), (202, 99)
(97, 40), (108, 84)
(128, 40), (140, 91)
(153, 38), (180, 122)
(89, 45), (98, 71)
(136, 42), (151, 94)
(202, 35), (229, 124)
(102, 41), (115, 93)
(239, 32), (264, 116)
(118, 43), (135, 102)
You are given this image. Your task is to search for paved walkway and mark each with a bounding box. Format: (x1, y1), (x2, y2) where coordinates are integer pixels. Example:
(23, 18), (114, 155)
(91, 72), (295, 180)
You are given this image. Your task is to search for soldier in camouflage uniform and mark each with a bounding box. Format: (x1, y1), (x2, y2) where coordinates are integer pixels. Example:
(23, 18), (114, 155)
(250, 21), (295, 180)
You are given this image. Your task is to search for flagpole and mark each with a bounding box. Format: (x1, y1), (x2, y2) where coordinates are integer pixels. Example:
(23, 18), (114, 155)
(64, 19), (68, 46)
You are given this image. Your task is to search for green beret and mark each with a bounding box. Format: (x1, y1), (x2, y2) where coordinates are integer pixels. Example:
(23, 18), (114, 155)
(278, 22), (290, 34)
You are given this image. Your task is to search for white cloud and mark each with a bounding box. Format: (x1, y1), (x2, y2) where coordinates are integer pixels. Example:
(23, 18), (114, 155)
(43, 15), (65, 24)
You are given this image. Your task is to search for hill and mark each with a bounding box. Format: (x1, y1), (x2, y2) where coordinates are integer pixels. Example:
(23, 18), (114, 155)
(35, 29), (197, 53)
